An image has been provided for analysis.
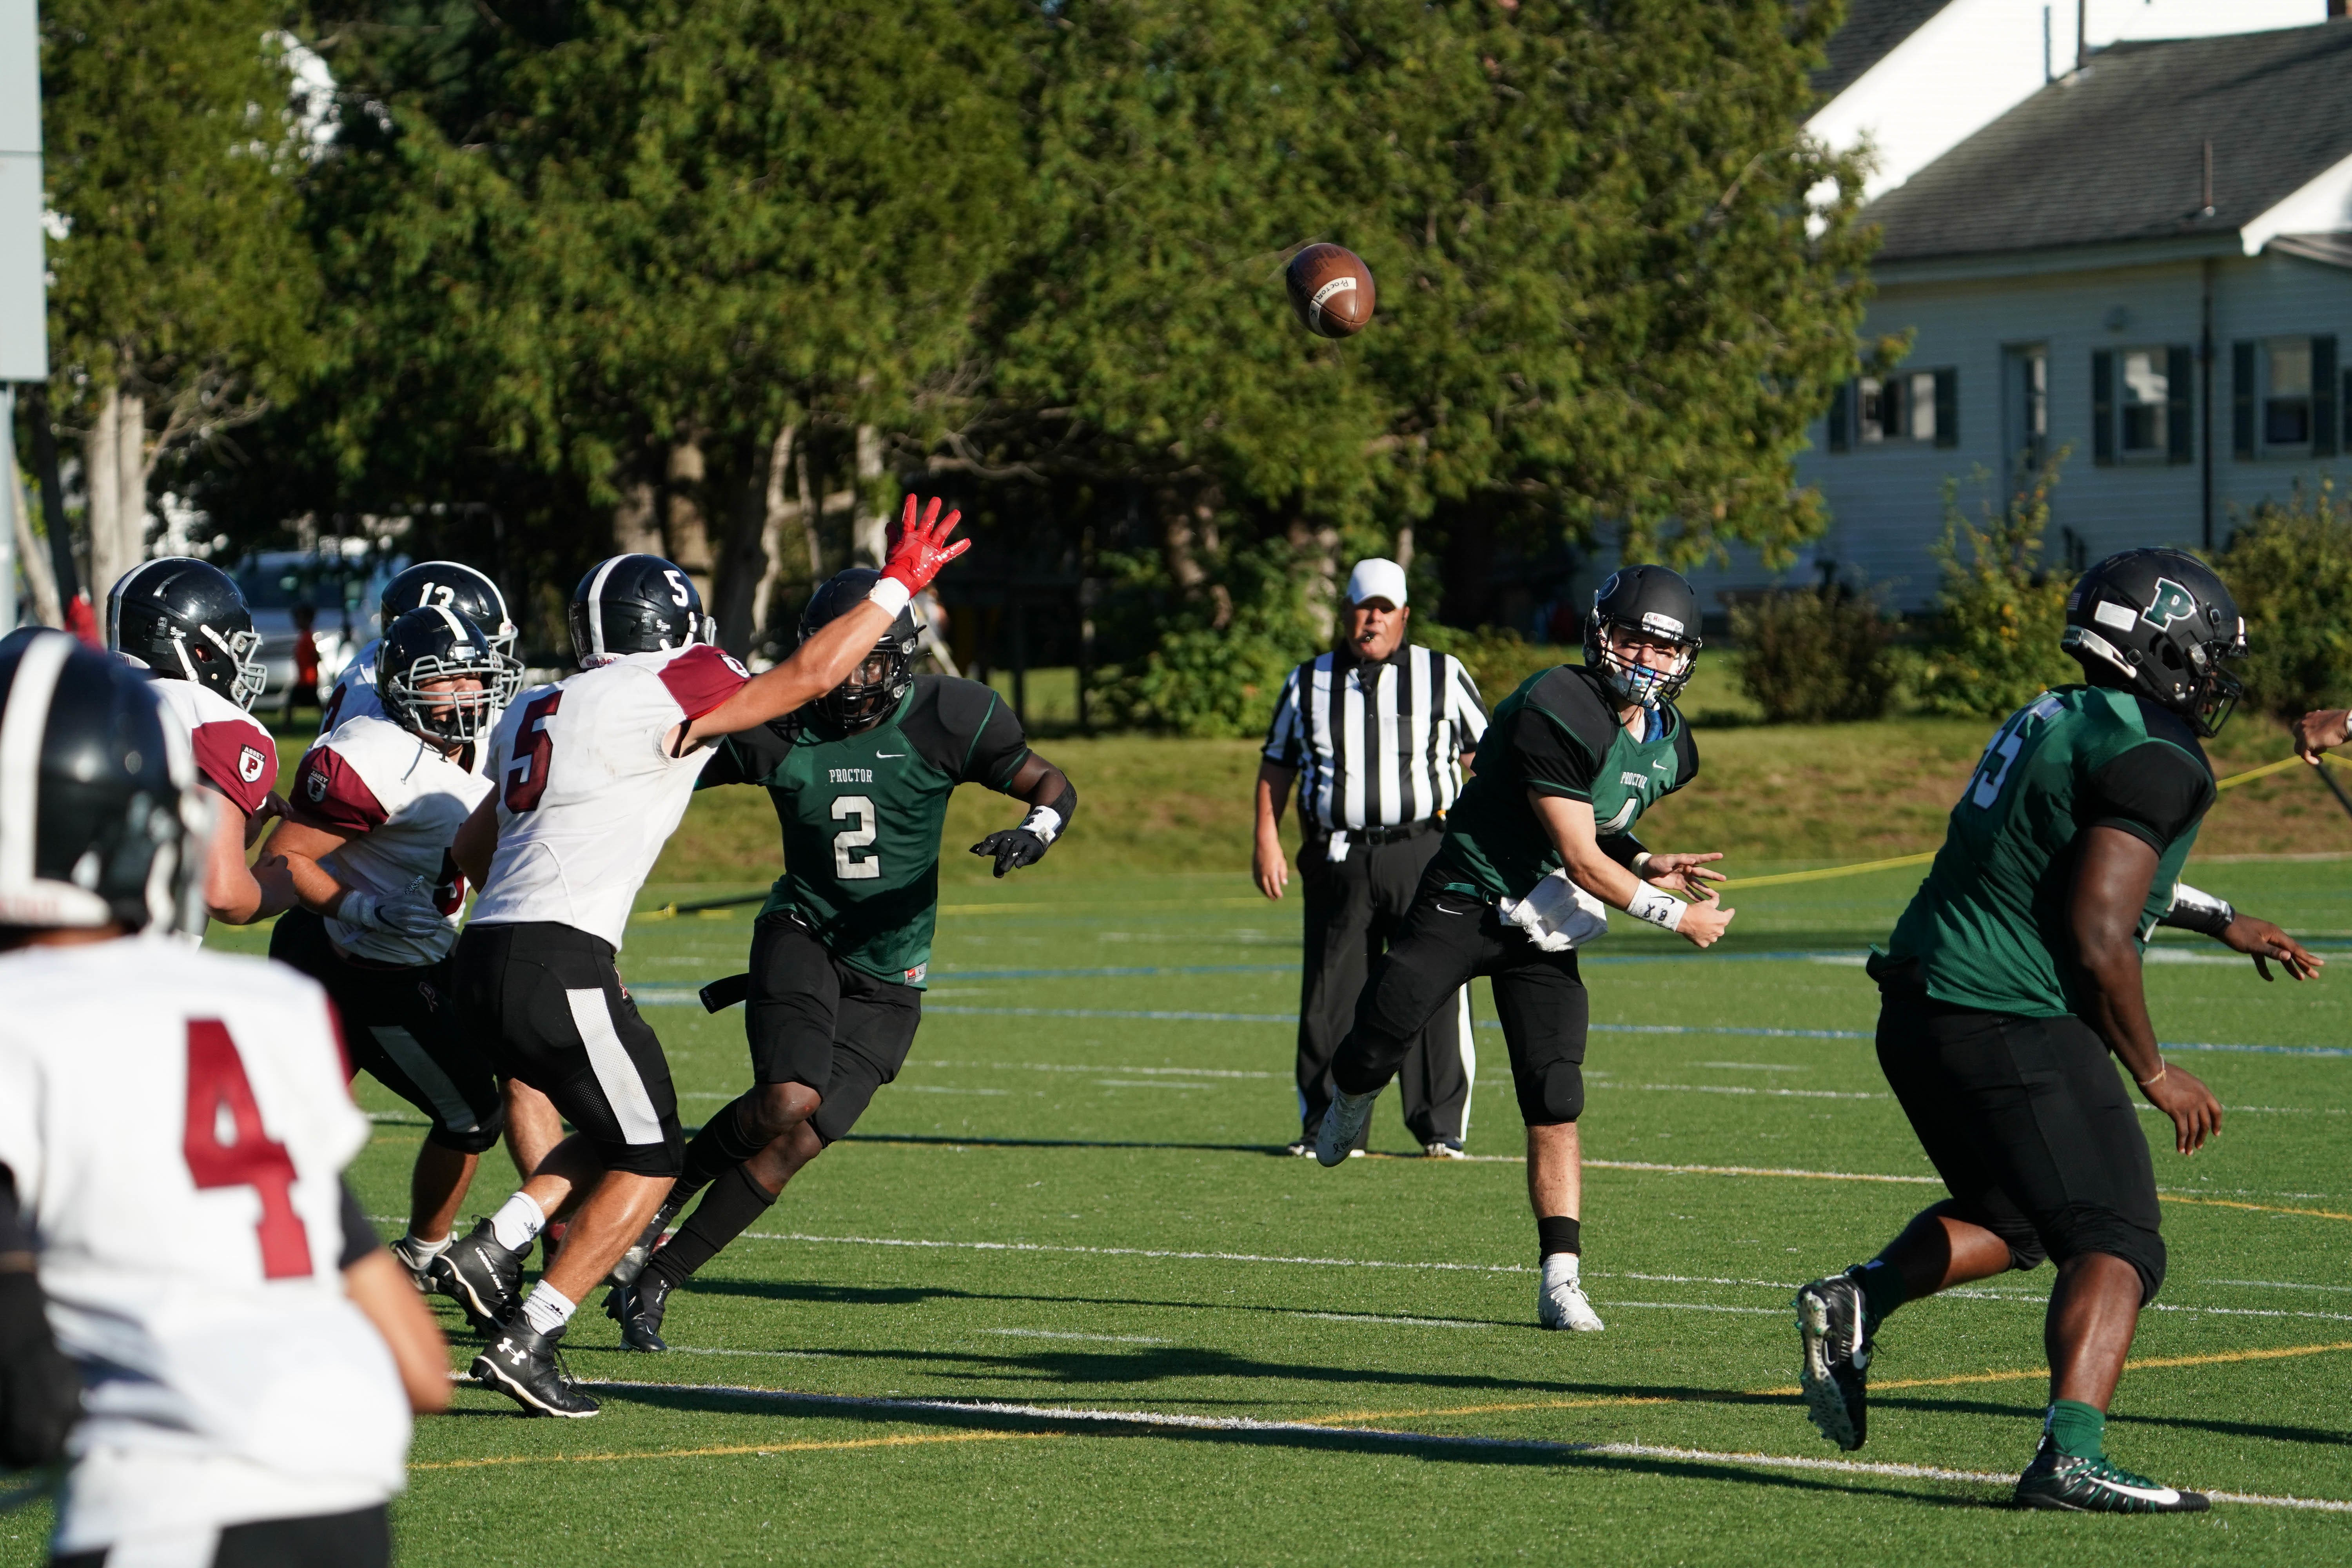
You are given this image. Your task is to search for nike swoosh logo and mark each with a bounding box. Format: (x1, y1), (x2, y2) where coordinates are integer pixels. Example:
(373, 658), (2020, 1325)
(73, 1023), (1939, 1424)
(875, 752), (906, 758)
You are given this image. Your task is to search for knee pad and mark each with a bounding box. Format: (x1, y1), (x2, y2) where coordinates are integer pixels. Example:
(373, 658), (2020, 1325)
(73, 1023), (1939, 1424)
(1515, 1060), (1585, 1127)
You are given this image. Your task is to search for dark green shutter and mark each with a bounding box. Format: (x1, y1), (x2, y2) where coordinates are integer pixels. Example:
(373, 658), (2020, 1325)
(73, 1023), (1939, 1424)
(1827, 381), (1850, 452)
(2233, 341), (2257, 459)
(2315, 336), (2339, 458)
(1933, 368), (1958, 448)
(2166, 345), (2194, 464)
(2091, 350), (2115, 466)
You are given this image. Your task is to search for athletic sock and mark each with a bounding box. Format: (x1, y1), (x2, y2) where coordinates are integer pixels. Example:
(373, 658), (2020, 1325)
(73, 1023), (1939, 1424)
(2045, 1399), (2106, 1461)
(1536, 1215), (1582, 1262)
(1847, 1258), (1907, 1326)
(488, 1191), (546, 1254)
(676, 1093), (771, 1198)
(401, 1230), (452, 1261)
(644, 1166), (779, 1290)
(520, 1282), (576, 1337)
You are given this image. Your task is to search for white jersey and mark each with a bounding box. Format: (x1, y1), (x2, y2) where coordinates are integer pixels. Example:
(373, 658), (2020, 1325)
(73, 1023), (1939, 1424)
(0, 939), (409, 1555)
(316, 638), (383, 735)
(467, 644), (750, 950)
(286, 713), (494, 965)
(148, 676), (278, 820)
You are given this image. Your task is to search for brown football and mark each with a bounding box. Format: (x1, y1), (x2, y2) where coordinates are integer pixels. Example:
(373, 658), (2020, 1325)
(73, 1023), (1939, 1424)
(1285, 243), (1376, 339)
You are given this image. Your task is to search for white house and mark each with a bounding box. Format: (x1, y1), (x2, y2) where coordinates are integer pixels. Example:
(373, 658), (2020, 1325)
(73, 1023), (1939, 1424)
(1673, 4), (2352, 618)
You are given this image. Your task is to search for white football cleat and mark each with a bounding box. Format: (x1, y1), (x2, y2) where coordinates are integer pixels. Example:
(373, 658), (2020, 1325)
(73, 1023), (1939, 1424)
(1537, 1256), (1604, 1332)
(1314, 1089), (1378, 1167)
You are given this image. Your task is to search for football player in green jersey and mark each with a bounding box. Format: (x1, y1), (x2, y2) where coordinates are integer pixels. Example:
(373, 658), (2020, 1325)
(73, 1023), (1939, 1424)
(1792, 548), (2321, 1512)
(604, 568), (1076, 1350)
(1315, 565), (1735, 1331)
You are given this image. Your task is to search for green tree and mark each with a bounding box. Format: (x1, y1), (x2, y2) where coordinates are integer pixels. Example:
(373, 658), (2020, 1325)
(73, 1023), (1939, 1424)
(2216, 479), (2352, 717)
(40, 0), (322, 597)
(1917, 454), (2079, 720)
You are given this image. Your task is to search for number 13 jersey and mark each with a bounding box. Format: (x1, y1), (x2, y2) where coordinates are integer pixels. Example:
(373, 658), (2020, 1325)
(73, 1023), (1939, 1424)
(0, 938), (407, 1552)
(468, 645), (750, 950)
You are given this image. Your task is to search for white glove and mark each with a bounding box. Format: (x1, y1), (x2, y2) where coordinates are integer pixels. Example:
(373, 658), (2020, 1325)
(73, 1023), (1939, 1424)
(338, 880), (448, 939)
(1499, 870), (1609, 953)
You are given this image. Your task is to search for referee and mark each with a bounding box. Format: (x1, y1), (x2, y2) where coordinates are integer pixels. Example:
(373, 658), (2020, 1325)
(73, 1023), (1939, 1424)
(1255, 558), (1488, 1157)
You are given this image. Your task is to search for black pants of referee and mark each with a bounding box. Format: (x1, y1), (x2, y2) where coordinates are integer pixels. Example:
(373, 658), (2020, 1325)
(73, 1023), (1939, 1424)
(1296, 827), (1473, 1149)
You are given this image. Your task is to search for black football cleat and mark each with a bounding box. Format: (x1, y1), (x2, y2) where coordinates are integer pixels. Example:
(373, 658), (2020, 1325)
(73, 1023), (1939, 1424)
(432, 1219), (524, 1336)
(605, 1192), (686, 1290)
(470, 1321), (599, 1418)
(2013, 1436), (2209, 1512)
(1795, 1274), (1873, 1451)
(606, 1269), (675, 1353)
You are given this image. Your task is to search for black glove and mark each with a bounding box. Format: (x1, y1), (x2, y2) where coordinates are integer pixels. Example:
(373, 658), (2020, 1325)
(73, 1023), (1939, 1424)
(0, 1271), (79, 1469)
(971, 828), (1050, 878)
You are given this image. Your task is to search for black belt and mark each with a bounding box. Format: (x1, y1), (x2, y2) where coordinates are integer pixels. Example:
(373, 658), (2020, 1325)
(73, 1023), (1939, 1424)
(1325, 819), (1439, 847)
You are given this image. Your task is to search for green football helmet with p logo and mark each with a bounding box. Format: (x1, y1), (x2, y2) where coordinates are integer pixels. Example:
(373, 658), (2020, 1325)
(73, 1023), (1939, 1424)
(2061, 548), (2246, 737)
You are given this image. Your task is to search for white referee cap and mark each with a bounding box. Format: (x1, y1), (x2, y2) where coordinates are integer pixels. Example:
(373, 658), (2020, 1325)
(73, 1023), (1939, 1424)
(1345, 558), (1408, 609)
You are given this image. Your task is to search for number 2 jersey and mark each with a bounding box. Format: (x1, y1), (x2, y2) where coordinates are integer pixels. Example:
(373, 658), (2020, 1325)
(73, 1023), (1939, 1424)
(285, 713), (494, 966)
(0, 938), (408, 1553)
(1884, 683), (2216, 1018)
(468, 645), (752, 950)
(700, 676), (1031, 986)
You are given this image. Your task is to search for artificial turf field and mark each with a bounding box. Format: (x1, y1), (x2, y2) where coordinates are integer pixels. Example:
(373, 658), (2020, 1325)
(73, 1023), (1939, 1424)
(9, 858), (2352, 1564)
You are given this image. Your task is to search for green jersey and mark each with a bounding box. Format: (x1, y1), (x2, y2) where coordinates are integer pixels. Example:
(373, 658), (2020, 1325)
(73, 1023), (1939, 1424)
(1434, 664), (1699, 902)
(1884, 684), (2216, 1018)
(700, 676), (1031, 986)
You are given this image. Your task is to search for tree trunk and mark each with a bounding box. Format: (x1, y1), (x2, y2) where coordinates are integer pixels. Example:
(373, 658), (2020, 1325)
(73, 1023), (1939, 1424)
(10, 457), (60, 627)
(662, 438), (714, 601)
(849, 423), (887, 567)
(83, 386), (152, 602)
(750, 424), (799, 642)
(709, 433), (773, 658)
(1289, 517), (1339, 641)
(1394, 524), (1414, 569)
(798, 433), (824, 583)
(612, 475), (661, 555)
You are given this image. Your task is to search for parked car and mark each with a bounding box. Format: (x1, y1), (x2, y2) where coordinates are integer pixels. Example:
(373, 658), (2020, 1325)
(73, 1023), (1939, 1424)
(228, 551), (405, 700)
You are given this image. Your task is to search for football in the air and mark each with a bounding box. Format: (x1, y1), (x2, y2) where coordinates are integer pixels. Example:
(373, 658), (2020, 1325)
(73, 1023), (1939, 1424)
(1285, 243), (1376, 338)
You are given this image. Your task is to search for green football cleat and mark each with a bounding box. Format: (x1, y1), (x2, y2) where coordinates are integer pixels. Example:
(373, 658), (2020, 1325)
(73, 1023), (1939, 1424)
(2013, 1437), (2210, 1513)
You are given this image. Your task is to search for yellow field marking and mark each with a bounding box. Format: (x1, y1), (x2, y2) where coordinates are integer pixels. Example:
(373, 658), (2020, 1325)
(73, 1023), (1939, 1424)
(1300, 1394), (1676, 1425)
(412, 1428), (1054, 1473)
(2163, 1193), (2352, 1223)
(1749, 1338), (2352, 1398)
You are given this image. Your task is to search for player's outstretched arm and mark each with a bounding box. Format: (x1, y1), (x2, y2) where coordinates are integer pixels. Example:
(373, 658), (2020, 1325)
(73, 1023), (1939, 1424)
(2294, 707), (2351, 761)
(2160, 881), (2323, 981)
(681, 497), (971, 749)
(344, 1248), (451, 1414)
(972, 753), (1077, 878)
(255, 817), (445, 939)
(1530, 791), (1732, 947)
(2073, 826), (2222, 1153)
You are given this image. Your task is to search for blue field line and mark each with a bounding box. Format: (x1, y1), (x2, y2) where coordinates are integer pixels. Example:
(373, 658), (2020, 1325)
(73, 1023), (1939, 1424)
(630, 993), (2352, 1058)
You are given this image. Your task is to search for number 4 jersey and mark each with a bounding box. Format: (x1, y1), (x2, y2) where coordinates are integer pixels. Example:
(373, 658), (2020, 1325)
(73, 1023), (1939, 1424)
(468, 645), (751, 949)
(701, 675), (1031, 986)
(0, 937), (408, 1553)
(1884, 683), (2217, 1018)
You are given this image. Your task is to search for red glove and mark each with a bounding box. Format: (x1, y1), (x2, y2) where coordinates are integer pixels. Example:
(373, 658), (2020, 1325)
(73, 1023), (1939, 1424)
(880, 495), (970, 595)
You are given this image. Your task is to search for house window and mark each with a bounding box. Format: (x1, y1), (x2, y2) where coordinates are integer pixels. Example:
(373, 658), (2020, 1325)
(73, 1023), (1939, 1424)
(2266, 338), (2313, 447)
(2092, 345), (2192, 466)
(1835, 369), (1956, 449)
(2005, 345), (2048, 471)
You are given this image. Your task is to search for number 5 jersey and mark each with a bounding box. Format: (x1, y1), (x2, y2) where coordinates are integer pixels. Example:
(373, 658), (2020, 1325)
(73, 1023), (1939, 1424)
(0, 937), (408, 1554)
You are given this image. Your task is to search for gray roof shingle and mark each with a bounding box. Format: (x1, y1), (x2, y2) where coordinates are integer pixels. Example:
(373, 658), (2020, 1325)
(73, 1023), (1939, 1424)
(1866, 21), (2352, 263)
(1812, 0), (1955, 100)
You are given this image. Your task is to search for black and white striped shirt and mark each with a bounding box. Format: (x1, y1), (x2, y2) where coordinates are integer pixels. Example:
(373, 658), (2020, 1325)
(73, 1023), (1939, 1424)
(1262, 645), (1488, 832)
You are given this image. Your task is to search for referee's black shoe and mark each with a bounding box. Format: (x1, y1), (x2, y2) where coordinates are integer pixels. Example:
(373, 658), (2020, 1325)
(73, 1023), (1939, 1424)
(606, 1270), (675, 1353)
(471, 1321), (599, 1418)
(1794, 1274), (1872, 1450)
(433, 1219), (524, 1337)
(2013, 1436), (2209, 1512)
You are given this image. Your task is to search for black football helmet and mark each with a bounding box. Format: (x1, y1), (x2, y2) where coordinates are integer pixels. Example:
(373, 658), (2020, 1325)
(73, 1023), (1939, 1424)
(1584, 564), (1702, 709)
(568, 554), (717, 666)
(802, 568), (920, 730)
(107, 557), (268, 711)
(380, 560), (518, 659)
(378, 606), (519, 744)
(0, 628), (201, 933)
(2062, 548), (2247, 737)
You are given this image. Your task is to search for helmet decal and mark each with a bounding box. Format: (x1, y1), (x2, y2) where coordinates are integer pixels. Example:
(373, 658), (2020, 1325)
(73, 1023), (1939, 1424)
(2140, 577), (2200, 632)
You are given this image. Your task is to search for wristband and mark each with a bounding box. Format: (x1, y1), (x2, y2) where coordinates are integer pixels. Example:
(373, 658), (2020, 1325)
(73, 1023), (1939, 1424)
(867, 577), (913, 617)
(1020, 806), (1063, 846)
(1626, 881), (1686, 932)
(2137, 1061), (2167, 1088)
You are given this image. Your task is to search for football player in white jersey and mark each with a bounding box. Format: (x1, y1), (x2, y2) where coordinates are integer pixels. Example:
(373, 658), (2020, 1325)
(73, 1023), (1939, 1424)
(105, 560), (287, 931)
(0, 630), (449, 1567)
(437, 498), (970, 1417)
(317, 560), (519, 741)
(256, 606), (523, 1297)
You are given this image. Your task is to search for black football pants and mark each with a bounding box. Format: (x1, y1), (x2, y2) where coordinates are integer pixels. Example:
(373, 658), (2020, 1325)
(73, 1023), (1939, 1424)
(1295, 830), (1474, 1147)
(1328, 863), (1588, 1130)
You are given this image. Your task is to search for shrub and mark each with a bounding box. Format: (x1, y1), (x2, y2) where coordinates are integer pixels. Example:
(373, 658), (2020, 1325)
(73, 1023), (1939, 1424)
(2215, 480), (2352, 716)
(1408, 621), (1572, 707)
(1730, 583), (1899, 722)
(1090, 549), (1325, 738)
(1915, 453), (2078, 720)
